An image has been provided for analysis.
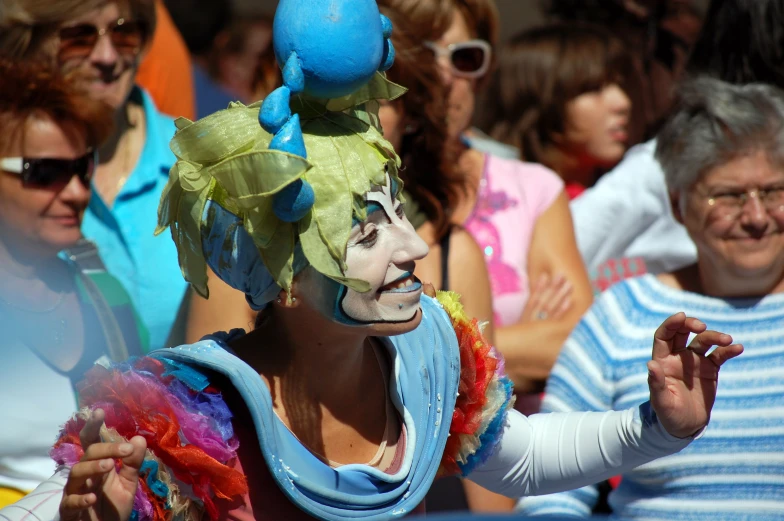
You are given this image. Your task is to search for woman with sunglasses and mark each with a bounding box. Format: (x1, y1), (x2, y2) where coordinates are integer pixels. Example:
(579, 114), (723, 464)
(378, 0), (593, 453)
(376, 0), (593, 512)
(0, 0), (187, 351)
(0, 59), (148, 507)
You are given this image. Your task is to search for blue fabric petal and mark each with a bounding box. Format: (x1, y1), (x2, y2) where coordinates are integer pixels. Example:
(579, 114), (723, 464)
(259, 86), (292, 134)
(273, 178), (315, 222)
(201, 202), (278, 309)
(282, 52), (305, 94)
(379, 39), (395, 72)
(270, 114), (307, 158)
(160, 358), (210, 392)
(380, 15), (393, 38)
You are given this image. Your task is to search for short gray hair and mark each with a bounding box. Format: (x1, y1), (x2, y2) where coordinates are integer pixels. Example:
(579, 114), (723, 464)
(655, 77), (784, 192)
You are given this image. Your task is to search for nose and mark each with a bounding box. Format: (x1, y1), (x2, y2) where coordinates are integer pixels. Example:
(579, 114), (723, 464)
(59, 174), (91, 205)
(605, 83), (631, 116)
(90, 31), (120, 66)
(392, 225), (430, 266)
(739, 193), (770, 235)
(435, 55), (454, 87)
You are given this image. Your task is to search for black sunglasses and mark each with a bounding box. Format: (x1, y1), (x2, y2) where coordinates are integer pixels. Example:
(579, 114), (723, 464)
(0, 150), (97, 187)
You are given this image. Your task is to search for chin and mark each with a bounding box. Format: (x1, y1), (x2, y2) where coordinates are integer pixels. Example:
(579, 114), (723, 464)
(95, 90), (130, 111)
(730, 256), (781, 275)
(595, 148), (626, 169)
(365, 307), (423, 337)
(89, 76), (136, 111)
(41, 230), (82, 249)
(33, 239), (78, 258)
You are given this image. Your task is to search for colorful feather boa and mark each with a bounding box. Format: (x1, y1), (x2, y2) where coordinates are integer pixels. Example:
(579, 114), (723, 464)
(50, 357), (247, 521)
(435, 291), (516, 477)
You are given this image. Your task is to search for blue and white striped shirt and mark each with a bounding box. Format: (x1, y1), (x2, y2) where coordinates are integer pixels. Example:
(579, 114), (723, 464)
(518, 275), (784, 520)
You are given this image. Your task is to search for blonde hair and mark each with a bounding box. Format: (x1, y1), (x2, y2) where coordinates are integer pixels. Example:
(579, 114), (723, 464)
(0, 0), (156, 59)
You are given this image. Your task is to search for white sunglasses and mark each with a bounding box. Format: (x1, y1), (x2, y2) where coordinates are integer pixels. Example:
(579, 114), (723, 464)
(424, 39), (492, 79)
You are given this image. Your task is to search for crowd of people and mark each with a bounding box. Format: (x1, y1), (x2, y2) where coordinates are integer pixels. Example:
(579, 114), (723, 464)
(0, 0), (781, 520)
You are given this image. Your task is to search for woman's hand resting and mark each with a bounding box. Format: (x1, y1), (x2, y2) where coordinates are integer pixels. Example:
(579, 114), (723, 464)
(520, 273), (573, 322)
(60, 409), (147, 521)
(648, 313), (744, 438)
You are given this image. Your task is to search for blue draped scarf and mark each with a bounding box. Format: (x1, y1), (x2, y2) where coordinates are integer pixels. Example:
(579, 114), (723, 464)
(150, 294), (460, 520)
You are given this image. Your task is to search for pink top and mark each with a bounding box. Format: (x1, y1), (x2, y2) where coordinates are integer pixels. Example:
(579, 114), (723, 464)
(464, 154), (564, 326)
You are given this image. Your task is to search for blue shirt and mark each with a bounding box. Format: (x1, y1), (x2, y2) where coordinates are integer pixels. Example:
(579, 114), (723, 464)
(82, 87), (186, 350)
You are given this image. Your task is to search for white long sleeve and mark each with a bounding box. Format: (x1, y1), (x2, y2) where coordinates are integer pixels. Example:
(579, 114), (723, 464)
(570, 140), (696, 274)
(1, 405), (692, 520)
(0, 467), (66, 521)
(468, 403), (693, 498)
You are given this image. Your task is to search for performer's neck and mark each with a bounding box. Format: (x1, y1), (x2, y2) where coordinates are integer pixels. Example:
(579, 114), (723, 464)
(237, 305), (373, 405)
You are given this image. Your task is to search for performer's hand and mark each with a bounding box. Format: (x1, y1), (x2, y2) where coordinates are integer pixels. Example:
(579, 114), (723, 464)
(423, 282), (437, 298)
(60, 409), (147, 521)
(648, 313), (743, 438)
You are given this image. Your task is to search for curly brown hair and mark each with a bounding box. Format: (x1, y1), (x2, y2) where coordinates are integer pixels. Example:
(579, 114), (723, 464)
(378, 0), (498, 238)
(0, 58), (113, 155)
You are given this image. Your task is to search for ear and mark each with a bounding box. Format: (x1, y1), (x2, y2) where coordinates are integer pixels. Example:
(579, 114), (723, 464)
(669, 190), (685, 224)
(549, 129), (564, 145)
(212, 29), (231, 53)
(275, 289), (300, 308)
(403, 120), (419, 135)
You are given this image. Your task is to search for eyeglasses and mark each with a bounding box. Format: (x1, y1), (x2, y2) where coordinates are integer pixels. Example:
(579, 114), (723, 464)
(58, 18), (147, 62)
(423, 39), (492, 79)
(703, 185), (784, 219)
(0, 151), (97, 187)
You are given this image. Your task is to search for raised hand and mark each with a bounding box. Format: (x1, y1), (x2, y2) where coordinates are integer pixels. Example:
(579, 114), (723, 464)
(648, 313), (744, 438)
(60, 409), (147, 521)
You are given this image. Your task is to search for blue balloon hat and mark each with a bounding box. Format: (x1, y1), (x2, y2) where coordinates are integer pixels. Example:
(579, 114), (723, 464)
(259, 0), (396, 222)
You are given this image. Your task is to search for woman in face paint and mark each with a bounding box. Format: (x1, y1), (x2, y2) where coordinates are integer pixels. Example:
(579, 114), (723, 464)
(269, 175), (431, 335)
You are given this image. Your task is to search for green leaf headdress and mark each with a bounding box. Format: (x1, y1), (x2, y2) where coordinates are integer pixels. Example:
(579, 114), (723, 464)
(155, 75), (407, 309)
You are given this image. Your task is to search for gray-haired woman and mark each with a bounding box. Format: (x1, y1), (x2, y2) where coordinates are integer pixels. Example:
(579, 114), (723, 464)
(518, 77), (784, 519)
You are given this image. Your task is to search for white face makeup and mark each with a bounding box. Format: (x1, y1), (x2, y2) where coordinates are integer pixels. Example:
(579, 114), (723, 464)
(335, 175), (429, 324)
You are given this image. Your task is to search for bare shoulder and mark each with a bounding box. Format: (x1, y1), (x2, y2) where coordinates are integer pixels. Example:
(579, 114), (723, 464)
(449, 226), (484, 258)
(447, 227), (491, 287)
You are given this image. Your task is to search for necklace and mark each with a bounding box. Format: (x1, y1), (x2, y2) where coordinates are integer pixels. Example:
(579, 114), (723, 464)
(0, 263), (70, 344)
(116, 104), (140, 193)
(51, 318), (68, 345)
(0, 297), (69, 345)
(0, 290), (65, 313)
(97, 104), (139, 204)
